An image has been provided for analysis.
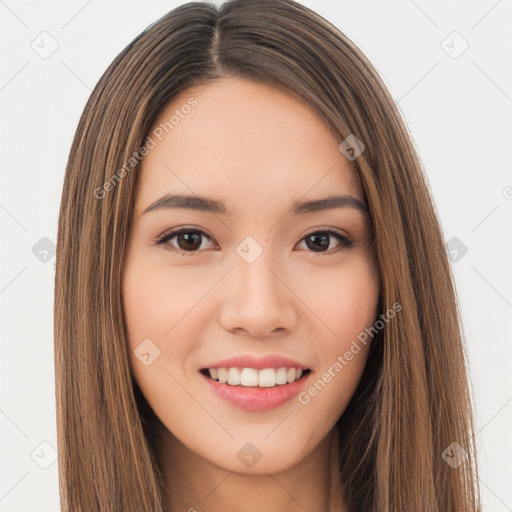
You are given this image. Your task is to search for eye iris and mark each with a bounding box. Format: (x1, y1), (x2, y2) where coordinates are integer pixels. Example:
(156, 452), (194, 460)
(165, 230), (343, 253)
(306, 233), (330, 252)
(177, 231), (202, 251)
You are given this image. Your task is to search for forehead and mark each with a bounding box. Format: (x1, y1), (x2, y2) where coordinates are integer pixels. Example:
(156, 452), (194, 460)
(135, 77), (363, 215)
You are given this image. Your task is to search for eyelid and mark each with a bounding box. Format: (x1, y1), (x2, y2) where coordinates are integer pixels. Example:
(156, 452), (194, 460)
(301, 225), (350, 239)
(296, 227), (354, 254)
(154, 225), (354, 254)
(154, 225), (215, 244)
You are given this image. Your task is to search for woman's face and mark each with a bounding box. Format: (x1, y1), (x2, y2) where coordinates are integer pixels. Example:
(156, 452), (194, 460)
(122, 77), (380, 474)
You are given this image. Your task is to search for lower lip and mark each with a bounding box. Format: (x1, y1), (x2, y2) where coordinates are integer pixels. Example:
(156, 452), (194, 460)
(199, 371), (310, 411)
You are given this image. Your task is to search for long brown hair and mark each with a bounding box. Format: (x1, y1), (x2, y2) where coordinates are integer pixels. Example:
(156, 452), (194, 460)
(54, 0), (481, 510)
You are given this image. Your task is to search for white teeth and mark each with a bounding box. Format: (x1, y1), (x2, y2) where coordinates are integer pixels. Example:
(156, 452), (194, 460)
(240, 368), (258, 386)
(276, 367), (288, 385)
(217, 368), (228, 384)
(227, 367), (241, 385)
(207, 367), (307, 387)
(258, 368), (277, 387)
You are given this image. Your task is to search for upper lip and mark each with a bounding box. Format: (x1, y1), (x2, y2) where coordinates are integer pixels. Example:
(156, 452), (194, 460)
(201, 355), (310, 371)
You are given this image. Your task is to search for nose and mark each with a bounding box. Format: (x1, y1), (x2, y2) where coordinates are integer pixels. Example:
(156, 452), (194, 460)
(218, 254), (298, 338)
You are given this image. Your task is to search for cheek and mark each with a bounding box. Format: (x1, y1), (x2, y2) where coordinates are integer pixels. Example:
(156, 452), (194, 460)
(301, 260), (379, 407)
(296, 347), (369, 433)
(122, 260), (199, 429)
(306, 259), (380, 346)
(122, 259), (206, 348)
(297, 274), (378, 419)
(122, 260), (182, 384)
(122, 257), (219, 405)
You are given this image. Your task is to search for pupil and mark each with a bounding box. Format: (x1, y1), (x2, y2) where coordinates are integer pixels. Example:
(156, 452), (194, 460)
(307, 233), (329, 252)
(175, 232), (331, 252)
(179, 232), (201, 251)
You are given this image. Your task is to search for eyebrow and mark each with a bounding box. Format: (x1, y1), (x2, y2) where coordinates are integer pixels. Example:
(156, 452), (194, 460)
(142, 193), (368, 216)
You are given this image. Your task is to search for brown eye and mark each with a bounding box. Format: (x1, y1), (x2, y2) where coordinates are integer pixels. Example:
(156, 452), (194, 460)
(155, 227), (353, 256)
(156, 228), (215, 254)
(297, 229), (354, 254)
(174, 231), (203, 251)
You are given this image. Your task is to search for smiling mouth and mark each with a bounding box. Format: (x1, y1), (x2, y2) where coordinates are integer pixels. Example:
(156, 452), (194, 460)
(200, 367), (312, 388)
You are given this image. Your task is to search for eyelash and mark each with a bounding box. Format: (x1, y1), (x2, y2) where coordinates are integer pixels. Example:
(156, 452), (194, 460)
(154, 226), (354, 257)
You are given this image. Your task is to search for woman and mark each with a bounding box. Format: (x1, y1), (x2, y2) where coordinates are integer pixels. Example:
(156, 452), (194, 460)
(54, 0), (481, 510)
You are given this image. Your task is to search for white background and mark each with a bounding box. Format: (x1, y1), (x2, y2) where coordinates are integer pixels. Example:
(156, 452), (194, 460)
(1, 0), (511, 510)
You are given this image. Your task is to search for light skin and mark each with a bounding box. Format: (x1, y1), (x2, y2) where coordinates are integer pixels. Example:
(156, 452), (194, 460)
(122, 77), (380, 512)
